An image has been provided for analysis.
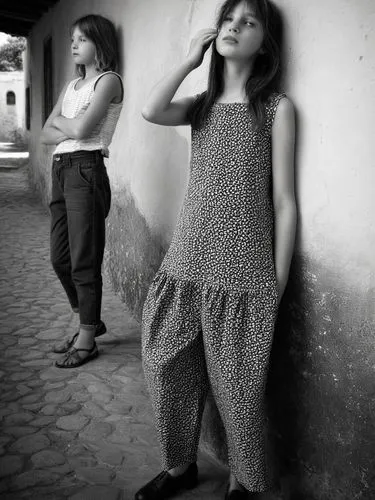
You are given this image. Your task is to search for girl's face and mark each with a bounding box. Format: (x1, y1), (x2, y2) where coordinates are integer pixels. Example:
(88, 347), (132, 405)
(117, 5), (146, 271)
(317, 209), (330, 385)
(71, 26), (96, 67)
(216, 1), (264, 61)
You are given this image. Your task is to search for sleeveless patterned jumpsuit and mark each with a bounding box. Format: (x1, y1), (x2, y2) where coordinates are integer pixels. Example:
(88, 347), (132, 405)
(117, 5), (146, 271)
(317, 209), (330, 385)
(142, 93), (286, 492)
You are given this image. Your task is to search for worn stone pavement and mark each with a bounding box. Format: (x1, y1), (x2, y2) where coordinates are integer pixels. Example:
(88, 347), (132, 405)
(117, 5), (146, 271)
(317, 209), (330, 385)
(0, 165), (233, 499)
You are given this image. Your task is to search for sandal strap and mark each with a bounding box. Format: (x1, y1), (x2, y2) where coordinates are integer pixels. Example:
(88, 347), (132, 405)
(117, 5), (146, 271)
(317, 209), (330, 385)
(63, 332), (79, 350)
(69, 332), (79, 345)
(64, 344), (97, 362)
(69, 344), (96, 354)
(56, 343), (98, 368)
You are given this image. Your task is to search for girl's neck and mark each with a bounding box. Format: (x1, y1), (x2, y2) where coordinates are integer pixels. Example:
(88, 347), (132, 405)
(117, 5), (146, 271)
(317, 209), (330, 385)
(83, 63), (102, 80)
(219, 58), (255, 103)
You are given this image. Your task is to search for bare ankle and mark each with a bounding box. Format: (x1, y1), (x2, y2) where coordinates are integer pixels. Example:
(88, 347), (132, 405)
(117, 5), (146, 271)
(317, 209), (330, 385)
(75, 327), (95, 349)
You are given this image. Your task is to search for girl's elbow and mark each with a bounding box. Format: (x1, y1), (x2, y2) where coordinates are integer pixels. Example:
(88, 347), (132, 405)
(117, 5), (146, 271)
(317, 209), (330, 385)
(141, 106), (154, 122)
(141, 105), (162, 124)
(40, 131), (52, 145)
(73, 125), (87, 140)
(74, 131), (84, 140)
(40, 126), (49, 144)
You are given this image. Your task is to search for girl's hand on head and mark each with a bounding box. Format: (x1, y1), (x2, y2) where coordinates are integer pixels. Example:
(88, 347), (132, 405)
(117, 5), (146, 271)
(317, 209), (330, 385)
(187, 29), (218, 69)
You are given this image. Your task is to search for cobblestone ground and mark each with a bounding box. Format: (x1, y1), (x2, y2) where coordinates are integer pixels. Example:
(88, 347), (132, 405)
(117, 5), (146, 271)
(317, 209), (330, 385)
(0, 165), (232, 500)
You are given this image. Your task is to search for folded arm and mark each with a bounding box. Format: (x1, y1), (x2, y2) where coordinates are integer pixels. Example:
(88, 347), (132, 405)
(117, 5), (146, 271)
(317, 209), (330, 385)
(40, 83), (69, 145)
(51, 73), (122, 140)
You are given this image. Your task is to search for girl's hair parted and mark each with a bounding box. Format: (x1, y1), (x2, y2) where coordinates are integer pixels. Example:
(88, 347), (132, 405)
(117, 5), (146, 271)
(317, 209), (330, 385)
(189, 0), (283, 130)
(71, 14), (119, 77)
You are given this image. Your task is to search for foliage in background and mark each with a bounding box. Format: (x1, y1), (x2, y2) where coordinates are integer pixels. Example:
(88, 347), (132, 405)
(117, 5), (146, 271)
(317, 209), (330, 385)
(0, 36), (26, 71)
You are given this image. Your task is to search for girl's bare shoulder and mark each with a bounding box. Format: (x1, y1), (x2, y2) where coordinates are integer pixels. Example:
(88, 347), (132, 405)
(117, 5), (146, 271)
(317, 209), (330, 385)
(94, 72), (123, 100)
(272, 95), (294, 126)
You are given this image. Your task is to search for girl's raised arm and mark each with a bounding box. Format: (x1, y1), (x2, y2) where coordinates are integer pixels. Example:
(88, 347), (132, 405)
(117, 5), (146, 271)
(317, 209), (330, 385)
(40, 83), (69, 145)
(142, 29), (217, 126)
(51, 73), (122, 140)
(271, 97), (297, 303)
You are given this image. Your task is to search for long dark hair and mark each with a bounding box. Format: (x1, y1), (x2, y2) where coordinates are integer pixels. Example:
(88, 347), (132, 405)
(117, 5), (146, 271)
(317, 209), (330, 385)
(71, 14), (119, 78)
(189, 0), (283, 130)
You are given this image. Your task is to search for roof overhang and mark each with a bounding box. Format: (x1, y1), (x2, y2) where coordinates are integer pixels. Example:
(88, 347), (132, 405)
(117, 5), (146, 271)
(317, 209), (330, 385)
(0, 1), (60, 37)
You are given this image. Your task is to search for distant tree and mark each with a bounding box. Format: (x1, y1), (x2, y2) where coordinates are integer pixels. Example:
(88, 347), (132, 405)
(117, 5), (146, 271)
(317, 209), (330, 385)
(0, 36), (26, 71)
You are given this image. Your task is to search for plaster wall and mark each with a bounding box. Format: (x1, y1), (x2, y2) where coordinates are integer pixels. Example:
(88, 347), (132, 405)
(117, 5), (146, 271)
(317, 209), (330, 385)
(0, 71), (25, 142)
(27, 1), (375, 498)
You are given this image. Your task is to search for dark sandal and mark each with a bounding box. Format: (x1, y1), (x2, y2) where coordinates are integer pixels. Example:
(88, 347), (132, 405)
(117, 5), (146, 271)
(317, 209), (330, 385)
(52, 320), (107, 354)
(55, 343), (99, 369)
(52, 332), (79, 354)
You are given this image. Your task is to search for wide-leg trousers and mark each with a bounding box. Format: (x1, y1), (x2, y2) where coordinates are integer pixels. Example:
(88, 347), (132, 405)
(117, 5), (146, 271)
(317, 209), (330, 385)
(142, 271), (278, 492)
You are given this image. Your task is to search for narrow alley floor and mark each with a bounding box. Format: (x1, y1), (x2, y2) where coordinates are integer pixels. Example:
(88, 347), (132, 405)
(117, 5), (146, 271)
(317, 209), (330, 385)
(0, 164), (230, 499)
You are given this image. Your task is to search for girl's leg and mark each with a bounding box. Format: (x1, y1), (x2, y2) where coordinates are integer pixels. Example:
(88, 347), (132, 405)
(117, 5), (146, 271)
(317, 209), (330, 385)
(202, 286), (278, 493)
(142, 274), (209, 470)
(56, 152), (110, 366)
(66, 154), (110, 334)
(50, 160), (79, 313)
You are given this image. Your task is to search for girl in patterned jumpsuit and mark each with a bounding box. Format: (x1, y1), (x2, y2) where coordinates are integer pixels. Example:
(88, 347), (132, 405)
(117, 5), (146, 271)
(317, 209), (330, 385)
(136, 0), (296, 499)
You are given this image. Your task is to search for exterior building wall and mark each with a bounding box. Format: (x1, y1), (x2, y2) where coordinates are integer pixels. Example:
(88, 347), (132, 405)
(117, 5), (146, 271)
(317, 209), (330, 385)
(0, 71), (25, 142)
(27, 1), (375, 498)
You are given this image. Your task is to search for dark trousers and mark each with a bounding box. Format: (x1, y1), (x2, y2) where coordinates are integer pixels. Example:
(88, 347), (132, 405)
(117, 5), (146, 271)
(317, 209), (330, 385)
(49, 150), (111, 326)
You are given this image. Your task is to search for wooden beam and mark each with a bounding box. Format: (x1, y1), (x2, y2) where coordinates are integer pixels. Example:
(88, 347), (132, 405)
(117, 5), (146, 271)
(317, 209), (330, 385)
(0, 19), (32, 37)
(0, 1), (60, 36)
(0, 11), (40, 23)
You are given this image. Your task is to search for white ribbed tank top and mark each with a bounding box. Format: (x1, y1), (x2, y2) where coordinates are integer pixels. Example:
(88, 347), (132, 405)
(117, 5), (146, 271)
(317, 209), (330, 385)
(54, 71), (123, 157)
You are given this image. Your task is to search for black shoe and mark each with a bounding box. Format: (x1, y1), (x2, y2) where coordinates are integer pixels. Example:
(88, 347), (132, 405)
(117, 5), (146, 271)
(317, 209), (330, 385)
(225, 485), (249, 499)
(52, 320), (107, 353)
(135, 462), (198, 500)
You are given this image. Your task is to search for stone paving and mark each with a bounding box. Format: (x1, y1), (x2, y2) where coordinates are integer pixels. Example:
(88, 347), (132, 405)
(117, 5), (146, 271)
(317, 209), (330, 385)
(0, 164), (235, 500)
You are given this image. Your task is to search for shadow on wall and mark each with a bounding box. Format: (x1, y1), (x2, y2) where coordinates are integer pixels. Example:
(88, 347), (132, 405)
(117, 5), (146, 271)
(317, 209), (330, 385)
(104, 126), (189, 321)
(267, 257), (315, 499)
(265, 106), (374, 499)
(267, 254), (375, 500)
(28, 141), (53, 209)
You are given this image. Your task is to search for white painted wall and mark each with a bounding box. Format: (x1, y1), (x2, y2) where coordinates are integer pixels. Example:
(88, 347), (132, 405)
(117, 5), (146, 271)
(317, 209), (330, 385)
(28, 0), (375, 288)
(278, 0), (375, 290)
(0, 71), (25, 140)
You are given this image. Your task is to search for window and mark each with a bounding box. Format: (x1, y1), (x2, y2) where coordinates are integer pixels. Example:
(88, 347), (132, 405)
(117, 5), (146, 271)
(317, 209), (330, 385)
(6, 91), (16, 105)
(43, 36), (53, 123)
